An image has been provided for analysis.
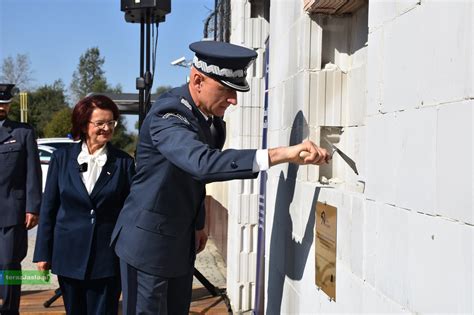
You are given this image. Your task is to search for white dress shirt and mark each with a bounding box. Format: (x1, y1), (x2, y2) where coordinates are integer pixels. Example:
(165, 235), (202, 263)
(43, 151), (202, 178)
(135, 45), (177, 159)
(77, 142), (108, 194)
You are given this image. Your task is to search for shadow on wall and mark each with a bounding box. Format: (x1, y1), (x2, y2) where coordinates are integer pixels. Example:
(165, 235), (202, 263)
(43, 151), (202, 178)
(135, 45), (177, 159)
(266, 111), (320, 314)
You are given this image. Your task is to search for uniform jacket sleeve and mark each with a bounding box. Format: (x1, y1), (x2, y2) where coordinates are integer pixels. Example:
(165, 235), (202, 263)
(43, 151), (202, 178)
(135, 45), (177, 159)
(149, 112), (257, 184)
(33, 152), (60, 262)
(25, 127), (42, 214)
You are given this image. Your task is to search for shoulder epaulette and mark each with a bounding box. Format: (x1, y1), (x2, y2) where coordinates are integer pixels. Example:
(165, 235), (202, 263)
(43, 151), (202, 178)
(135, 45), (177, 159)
(180, 98), (192, 111)
(162, 112), (190, 125)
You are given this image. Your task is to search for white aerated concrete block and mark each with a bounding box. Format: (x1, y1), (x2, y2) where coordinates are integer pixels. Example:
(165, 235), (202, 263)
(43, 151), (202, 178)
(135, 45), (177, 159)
(365, 114), (399, 205)
(368, 1), (397, 31)
(309, 71), (326, 128)
(344, 65), (367, 127)
(418, 2), (473, 106)
(246, 18), (268, 49)
(381, 6), (423, 113)
(367, 28), (383, 116)
(362, 284), (411, 314)
(249, 194), (259, 225)
(373, 204), (411, 307)
(350, 195), (364, 278)
(324, 67), (344, 126)
(266, 87), (280, 132)
(339, 126), (366, 188)
(394, 108), (437, 214)
(363, 200), (378, 286)
(309, 16), (323, 70)
(333, 266), (364, 313)
(307, 126), (321, 182)
(230, 0), (247, 44)
(239, 252), (249, 282)
(300, 16), (313, 72)
(436, 101), (473, 224)
(404, 214), (473, 314)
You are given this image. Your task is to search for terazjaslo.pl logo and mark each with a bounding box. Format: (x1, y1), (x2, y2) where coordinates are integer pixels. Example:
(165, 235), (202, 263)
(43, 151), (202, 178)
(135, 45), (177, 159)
(0, 270), (51, 285)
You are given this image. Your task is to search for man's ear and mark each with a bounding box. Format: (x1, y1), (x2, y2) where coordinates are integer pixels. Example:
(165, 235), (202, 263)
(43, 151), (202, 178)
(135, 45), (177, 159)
(190, 68), (204, 92)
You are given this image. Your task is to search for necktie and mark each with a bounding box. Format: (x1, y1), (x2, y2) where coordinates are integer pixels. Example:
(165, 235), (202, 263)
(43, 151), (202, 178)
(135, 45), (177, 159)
(206, 116), (213, 127)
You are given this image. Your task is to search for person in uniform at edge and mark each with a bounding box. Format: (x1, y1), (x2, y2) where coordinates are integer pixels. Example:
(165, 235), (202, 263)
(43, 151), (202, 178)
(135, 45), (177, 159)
(0, 84), (42, 315)
(111, 41), (331, 314)
(33, 95), (136, 315)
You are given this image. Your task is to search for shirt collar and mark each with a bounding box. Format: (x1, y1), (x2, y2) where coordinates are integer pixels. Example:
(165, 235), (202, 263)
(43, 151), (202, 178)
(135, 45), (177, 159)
(81, 141), (107, 157)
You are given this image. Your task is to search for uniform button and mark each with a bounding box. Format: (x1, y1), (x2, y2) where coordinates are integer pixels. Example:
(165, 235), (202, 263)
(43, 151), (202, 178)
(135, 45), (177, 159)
(90, 209), (95, 215)
(231, 161), (238, 169)
(91, 218), (95, 224)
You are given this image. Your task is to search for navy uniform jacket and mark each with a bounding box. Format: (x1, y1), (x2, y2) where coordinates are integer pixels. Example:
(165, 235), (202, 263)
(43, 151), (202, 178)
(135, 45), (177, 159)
(112, 85), (258, 277)
(0, 119), (42, 228)
(33, 142), (135, 280)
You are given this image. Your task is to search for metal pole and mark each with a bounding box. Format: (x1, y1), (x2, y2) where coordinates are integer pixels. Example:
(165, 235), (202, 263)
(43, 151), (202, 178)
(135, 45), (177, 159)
(214, 0), (218, 40)
(145, 9), (152, 114)
(138, 18), (145, 130)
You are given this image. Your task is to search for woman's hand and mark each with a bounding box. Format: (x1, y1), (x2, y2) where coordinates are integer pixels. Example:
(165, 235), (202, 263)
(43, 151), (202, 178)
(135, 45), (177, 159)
(195, 229), (208, 254)
(37, 261), (51, 271)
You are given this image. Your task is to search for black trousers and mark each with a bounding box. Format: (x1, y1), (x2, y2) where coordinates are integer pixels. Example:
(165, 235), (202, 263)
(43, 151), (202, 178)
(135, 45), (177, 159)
(120, 259), (194, 315)
(0, 225), (27, 315)
(58, 275), (121, 315)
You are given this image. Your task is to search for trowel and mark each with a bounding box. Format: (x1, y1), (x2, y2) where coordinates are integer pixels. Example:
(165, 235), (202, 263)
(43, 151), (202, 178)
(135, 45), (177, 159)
(299, 137), (359, 175)
(321, 137), (359, 175)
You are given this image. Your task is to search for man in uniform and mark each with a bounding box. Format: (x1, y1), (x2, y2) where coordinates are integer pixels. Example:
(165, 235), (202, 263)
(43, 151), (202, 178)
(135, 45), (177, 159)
(112, 41), (330, 314)
(0, 84), (42, 315)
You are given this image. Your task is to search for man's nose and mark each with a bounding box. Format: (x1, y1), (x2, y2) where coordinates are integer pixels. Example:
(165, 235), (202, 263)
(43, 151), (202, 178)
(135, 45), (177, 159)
(227, 91), (238, 105)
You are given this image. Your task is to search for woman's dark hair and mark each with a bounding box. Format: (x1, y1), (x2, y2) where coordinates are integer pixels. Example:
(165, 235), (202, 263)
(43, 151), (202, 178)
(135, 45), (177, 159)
(71, 95), (120, 140)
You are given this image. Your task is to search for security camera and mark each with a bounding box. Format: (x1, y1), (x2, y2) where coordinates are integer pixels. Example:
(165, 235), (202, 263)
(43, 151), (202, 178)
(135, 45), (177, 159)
(170, 57), (186, 66)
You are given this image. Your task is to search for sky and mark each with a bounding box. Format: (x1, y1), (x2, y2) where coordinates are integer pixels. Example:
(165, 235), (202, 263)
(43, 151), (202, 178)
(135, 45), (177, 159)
(0, 0), (215, 131)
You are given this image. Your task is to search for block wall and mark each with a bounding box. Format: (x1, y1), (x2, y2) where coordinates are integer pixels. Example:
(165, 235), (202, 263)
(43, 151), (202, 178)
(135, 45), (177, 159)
(261, 0), (473, 314)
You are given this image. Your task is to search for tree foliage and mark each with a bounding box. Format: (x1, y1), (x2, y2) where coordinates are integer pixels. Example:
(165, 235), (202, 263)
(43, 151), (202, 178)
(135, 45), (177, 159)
(70, 47), (109, 102)
(44, 107), (72, 138)
(28, 80), (69, 138)
(0, 53), (34, 90)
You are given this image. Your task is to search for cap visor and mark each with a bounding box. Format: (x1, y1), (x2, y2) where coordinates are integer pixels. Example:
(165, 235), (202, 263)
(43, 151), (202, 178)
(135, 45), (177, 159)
(220, 79), (250, 92)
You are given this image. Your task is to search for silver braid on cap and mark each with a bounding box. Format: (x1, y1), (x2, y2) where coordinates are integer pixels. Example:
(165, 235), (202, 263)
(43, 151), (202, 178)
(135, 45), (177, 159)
(193, 56), (245, 79)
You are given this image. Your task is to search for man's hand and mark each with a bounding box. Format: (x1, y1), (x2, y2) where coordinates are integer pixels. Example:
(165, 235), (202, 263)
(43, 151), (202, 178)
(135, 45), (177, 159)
(268, 140), (331, 166)
(37, 261), (51, 271)
(195, 229), (208, 254)
(25, 213), (39, 230)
